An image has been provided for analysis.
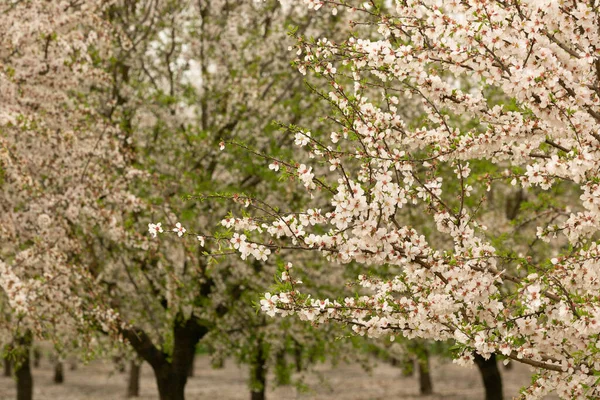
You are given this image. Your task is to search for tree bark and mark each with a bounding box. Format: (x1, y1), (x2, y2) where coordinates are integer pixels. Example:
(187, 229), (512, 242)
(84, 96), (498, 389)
(54, 362), (64, 384)
(293, 340), (302, 373)
(127, 360), (141, 398)
(250, 340), (267, 400)
(474, 353), (503, 400)
(32, 348), (40, 368)
(15, 332), (33, 400)
(187, 351), (195, 378)
(417, 351), (433, 395)
(154, 363), (186, 400)
(121, 314), (208, 400)
(3, 356), (11, 377)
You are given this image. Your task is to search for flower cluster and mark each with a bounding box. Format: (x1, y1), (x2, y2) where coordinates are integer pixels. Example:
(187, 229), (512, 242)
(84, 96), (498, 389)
(0, 0), (145, 352)
(225, 0), (600, 397)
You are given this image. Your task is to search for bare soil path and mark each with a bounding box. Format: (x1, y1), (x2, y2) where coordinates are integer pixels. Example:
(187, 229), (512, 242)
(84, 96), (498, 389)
(0, 356), (558, 399)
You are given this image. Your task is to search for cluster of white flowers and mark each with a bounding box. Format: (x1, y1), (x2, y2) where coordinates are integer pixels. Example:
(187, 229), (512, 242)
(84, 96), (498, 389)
(230, 233), (271, 261)
(0, 261), (28, 315)
(0, 0), (144, 344)
(220, 0), (600, 397)
(148, 222), (164, 238)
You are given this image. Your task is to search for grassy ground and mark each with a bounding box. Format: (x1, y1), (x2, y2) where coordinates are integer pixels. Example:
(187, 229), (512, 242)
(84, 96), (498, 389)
(0, 355), (558, 400)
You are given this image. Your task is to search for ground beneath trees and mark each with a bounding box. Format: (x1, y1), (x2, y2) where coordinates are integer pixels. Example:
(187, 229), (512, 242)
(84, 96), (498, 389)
(0, 355), (559, 399)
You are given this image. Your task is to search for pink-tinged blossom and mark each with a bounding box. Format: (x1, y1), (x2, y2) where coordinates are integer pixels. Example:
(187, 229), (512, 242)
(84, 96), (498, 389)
(231, 233), (246, 249)
(223, 0), (600, 396)
(297, 164), (316, 190)
(0, 0), (144, 346)
(260, 293), (280, 317)
(148, 223), (164, 238)
(268, 161), (280, 171)
(294, 132), (311, 147)
(173, 222), (186, 237)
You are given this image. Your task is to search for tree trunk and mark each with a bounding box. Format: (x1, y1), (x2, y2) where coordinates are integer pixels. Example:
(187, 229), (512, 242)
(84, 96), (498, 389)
(474, 353), (503, 400)
(293, 340), (302, 373)
(417, 351), (433, 395)
(3, 356), (11, 377)
(122, 314), (208, 400)
(4, 344), (13, 377)
(54, 362), (64, 383)
(127, 360), (141, 398)
(250, 340), (267, 400)
(187, 351), (195, 378)
(153, 363), (187, 400)
(15, 332), (33, 400)
(32, 348), (40, 368)
(154, 317), (200, 400)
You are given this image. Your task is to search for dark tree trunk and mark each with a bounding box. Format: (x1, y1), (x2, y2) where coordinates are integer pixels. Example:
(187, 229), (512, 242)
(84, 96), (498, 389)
(293, 340), (302, 373)
(32, 348), (40, 368)
(4, 344), (13, 377)
(154, 364), (186, 400)
(54, 362), (64, 383)
(3, 356), (11, 377)
(122, 314), (207, 400)
(15, 332), (33, 400)
(187, 351), (195, 378)
(127, 360), (141, 398)
(154, 316), (200, 400)
(474, 353), (503, 400)
(250, 340), (267, 400)
(505, 189), (525, 220)
(417, 351), (433, 395)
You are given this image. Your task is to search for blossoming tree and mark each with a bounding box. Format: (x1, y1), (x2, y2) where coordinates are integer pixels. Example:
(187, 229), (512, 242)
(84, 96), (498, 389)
(95, 1), (354, 400)
(0, 1), (142, 398)
(223, 0), (600, 398)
